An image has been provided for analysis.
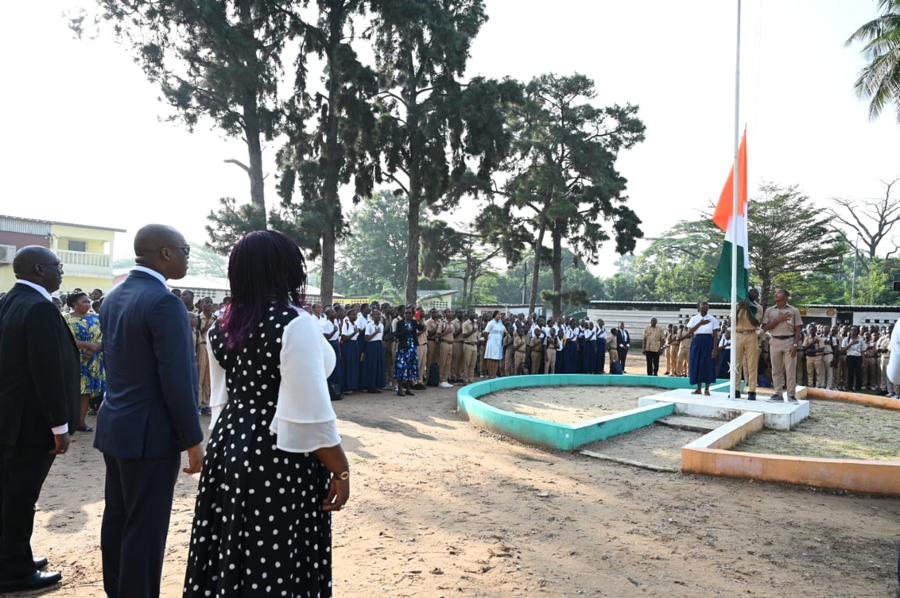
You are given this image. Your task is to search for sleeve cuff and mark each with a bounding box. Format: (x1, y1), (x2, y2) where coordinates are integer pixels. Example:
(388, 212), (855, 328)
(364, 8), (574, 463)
(51, 424), (68, 435)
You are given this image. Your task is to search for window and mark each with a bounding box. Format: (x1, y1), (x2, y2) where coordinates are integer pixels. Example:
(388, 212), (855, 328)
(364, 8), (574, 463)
(68, 240), (87, 252)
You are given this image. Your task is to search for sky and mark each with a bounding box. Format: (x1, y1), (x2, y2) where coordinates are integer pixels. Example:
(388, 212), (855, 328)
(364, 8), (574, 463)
(1, 1), (897, 279)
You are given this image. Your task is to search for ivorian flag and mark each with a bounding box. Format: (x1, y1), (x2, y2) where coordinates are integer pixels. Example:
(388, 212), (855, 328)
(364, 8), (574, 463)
(710, 130), (749, 301)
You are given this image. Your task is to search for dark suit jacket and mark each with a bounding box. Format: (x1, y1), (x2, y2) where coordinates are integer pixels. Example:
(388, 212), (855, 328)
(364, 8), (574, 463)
(614, 328), (631, 346)
(0, 284), (79, 449)
(95, 270), (204, 459)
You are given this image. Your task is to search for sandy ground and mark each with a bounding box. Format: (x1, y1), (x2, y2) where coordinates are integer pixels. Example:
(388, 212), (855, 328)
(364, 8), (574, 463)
(18, 352), (900, 597)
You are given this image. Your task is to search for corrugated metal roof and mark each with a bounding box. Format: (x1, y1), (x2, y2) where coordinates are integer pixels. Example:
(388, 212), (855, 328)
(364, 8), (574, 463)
(0, 214), (126, 233)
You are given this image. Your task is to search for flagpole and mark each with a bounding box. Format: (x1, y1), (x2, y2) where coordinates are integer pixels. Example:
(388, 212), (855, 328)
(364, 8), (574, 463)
(729, 0), (741, 399)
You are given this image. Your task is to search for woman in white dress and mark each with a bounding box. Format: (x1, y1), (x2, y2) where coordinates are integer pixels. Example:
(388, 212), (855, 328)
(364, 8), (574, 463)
(483, 310), (505, 378)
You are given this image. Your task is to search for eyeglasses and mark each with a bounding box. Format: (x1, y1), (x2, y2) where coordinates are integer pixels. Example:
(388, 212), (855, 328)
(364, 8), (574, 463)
(161, 245), (191, 257)
(39, 262), (64, 272)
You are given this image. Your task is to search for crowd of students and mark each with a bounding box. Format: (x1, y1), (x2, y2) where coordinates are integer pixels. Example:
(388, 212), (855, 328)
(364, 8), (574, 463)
(311, 302), (641, 397)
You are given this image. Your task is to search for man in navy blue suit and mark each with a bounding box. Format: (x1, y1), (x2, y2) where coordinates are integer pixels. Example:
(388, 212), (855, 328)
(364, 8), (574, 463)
(0, 246), (79, 593)
(96, 224), (205, 598)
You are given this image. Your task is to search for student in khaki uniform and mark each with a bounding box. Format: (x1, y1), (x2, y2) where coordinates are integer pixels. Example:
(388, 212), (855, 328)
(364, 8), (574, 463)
(379, 305), (394, 389)
(460, 312), (478, 384)
(415, 307), (429, 388)
(438, 309), (455, 387)
(513, 328), (527, 375)
(802, 324), (826, 389)
(450, 311), (464, 383)
(425, 309), (440, 369)
(529, 325), (544, 374)
(821, 325), (837, 391)
(864, 332), (880, 390)
(606, 329), (619, 367)
(543, 325), (557, 374)
(761, 288), (803, 403)
(664, 325), (678, 376)
(676, 327), (692, 378)
(734, 288), (762, 400)
(878, 328), (892, 395)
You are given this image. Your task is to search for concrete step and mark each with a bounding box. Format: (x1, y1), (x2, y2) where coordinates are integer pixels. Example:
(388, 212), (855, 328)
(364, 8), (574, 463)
(656, 415), (726, 433)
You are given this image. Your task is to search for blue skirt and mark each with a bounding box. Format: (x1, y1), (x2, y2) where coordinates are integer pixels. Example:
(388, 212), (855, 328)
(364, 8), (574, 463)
(328, 340), (342, 387)
(689, 334), (716, 385)
(581, 341), (596, 374)
(596, 339), (606, 373)
(361, 341), (386, 390)
(341, 340), (360, 391)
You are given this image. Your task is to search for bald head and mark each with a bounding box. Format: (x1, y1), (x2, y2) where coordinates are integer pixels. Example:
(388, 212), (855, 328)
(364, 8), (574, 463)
(13, 245), (63, 293)
(133, 224), (190, 281)
(134, 224), (184, 257)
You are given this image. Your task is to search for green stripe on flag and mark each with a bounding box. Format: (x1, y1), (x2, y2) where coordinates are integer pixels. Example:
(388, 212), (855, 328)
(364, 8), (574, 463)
(710, 240), (749, 301)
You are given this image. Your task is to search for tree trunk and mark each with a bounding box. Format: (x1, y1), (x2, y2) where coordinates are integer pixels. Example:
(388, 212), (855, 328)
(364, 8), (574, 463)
(238, 0), (265, 212)
(551, 220), (563, 316)
(528, 217), (547, 316)
(404, 44), (421, 308)
(406, 198), (421, 307)
(318, 7), (344, 306)
(320, 227), (336, 306)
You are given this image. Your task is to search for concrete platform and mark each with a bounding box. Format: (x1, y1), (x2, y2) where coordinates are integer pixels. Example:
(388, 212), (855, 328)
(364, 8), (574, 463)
(637, 388), (810, 430)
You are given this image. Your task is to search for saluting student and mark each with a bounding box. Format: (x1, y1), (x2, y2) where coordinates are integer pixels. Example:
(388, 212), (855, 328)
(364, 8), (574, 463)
(361, 310), (385, 393)
(340, 307), (360, 394)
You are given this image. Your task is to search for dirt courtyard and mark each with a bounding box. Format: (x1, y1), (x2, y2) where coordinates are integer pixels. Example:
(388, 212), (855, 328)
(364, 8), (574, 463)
(20, 355), (900, 597)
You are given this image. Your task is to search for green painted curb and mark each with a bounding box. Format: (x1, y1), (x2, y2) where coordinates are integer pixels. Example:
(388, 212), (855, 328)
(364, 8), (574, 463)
(458, 374), (684, 451)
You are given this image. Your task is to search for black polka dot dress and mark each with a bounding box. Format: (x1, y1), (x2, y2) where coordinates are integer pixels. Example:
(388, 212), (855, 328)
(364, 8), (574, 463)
(184, 305), (334, 597)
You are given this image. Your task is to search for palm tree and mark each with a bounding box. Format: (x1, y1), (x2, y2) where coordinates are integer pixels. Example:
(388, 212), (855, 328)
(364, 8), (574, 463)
(846, 0), (900, 122)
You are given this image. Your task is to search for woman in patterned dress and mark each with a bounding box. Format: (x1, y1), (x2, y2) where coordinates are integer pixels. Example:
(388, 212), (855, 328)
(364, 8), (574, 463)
(393, 306), (424, 396)
(184, 230), (350, 598)
(64, 291), (105, 431)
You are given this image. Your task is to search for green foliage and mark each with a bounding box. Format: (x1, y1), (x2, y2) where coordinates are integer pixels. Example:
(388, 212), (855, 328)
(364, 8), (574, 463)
(846, 0), (900, 122)
(610, 182), (847, 308)
(275, 0), (380, 304)
(366, 0), (519, 304)
(749, 182), (846, 307)
(478, 73), (645, 314)
(334, 190), (412, 296)
(85, 0), (293, 207)
(205, 197), (267, 255)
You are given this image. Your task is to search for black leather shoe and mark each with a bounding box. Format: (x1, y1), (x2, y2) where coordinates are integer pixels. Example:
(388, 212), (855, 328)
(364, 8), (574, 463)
(0, 571), (62, 592)
(747, 392), (756, 401)
(734, 390), (741, 399)
(33, 557), (48, 570)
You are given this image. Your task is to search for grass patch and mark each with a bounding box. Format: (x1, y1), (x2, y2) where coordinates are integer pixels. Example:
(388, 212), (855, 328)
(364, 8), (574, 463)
(735, 399), (900, 461)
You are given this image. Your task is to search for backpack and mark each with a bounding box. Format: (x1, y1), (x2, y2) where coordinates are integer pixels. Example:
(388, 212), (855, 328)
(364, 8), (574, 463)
(428, 363), (440, 387)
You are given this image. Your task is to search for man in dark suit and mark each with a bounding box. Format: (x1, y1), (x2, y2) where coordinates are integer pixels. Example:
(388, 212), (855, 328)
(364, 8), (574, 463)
(615, 322), (631, 372)
(0, 246), (79, 593)
(96, 224), (205, 598)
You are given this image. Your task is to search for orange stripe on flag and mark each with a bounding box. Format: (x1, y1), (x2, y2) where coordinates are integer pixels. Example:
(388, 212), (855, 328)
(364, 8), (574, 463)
(712, 131), (748, 232)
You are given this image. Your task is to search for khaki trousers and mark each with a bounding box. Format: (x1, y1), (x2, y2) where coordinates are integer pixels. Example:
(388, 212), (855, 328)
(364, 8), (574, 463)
(864, 357), (878, 388)
(734, 331), (758, 391)
(806, 355), (825, 389)
(451, 342), (463, 379)
(514, 351), (526, 375)
(530, 348), (542, 374)
(676, 346), (690, 377)
(544, 348), (557, 374)
(835, 355), (847, 389)
(769, 337), (797, 396)
(417, 344), (428, 384)
(462, 344), (476, 384)
(439, 342), (453, 383)
(822, 353), (834, 389)
(196, 343), (210, 408)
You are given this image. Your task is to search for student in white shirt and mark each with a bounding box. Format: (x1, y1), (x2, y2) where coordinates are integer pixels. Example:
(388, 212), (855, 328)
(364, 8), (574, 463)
(687, 301), (720, 396)
(361, 310), (385, 393)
